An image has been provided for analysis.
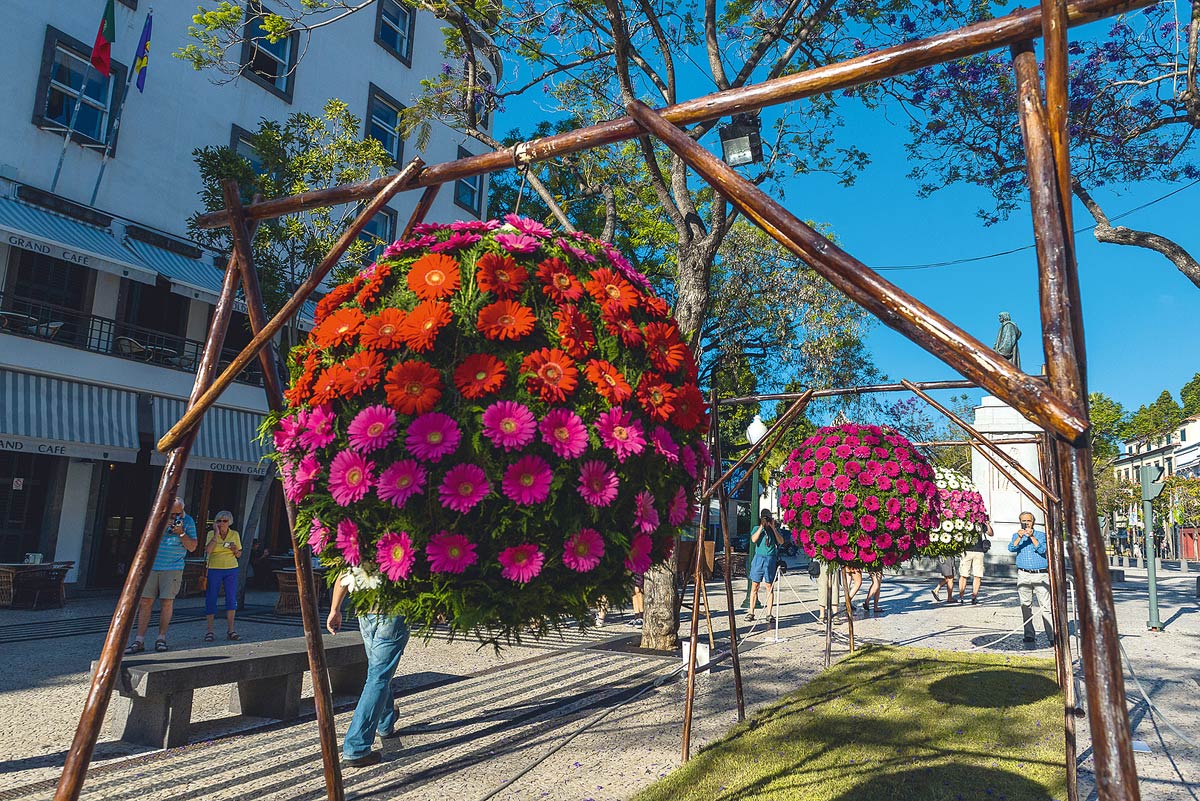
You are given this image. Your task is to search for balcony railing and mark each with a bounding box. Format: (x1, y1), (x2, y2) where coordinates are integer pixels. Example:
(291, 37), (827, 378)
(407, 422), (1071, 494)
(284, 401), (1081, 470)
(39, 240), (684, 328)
(0, 291), (267, 387)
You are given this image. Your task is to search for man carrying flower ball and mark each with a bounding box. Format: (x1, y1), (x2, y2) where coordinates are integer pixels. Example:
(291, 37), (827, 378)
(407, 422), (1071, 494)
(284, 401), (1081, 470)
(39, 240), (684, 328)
(746, 509), (786, 624)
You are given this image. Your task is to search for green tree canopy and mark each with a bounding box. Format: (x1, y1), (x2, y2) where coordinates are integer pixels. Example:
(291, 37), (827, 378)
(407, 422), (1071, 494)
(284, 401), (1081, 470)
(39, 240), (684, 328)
(1123, 389), (1185, 442)
(1180, 372), (1200, 418)
(1089, 392), (1127, 464)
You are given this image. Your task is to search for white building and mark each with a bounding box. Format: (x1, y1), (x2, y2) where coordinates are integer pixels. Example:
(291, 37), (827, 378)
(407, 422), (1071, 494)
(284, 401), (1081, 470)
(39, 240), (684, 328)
(1111, 415), (1200, 483)
(0, 0), (492, 587)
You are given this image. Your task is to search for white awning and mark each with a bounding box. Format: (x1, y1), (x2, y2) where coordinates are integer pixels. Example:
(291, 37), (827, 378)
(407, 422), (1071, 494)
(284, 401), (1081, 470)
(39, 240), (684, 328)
(149, 397), (270, 476)
(0, 369), (140, 462)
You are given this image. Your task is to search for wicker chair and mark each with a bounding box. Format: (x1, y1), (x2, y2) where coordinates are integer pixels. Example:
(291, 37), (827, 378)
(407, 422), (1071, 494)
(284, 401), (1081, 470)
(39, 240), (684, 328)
(274, 570), (302, 616)
(12, 565), (71, 609)
(0, 567), (15, 607)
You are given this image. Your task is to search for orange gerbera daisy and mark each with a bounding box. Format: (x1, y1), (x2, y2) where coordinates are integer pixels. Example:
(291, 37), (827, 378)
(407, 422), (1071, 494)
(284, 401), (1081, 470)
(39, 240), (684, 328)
(671, 382), (708, 433)
(536, 257), (584, 303)
(339, 350), (386, 397)
(453, 354), (507, 399)
(643, 322), (688, 373)
(584, 359), (633, 404)
(636, 372), (677, 422)
(520, 348), (579, 403)
(359, 308), (407, 350)
(600, 305), (644, 347)
(384, 360), (443, 415)
(585, 267), (639, 313)
(553, 304), (596, 360)
(399, 300), (452, 353)
(355, 262), (393, 306)
(642, 295), (670, 319)
(312, 307), (365, 349)
(477, 300), (536, 341)
(313, 282), (357, 325)
(310, 364), (351, 405)
(407, 253), (461, 301)
(476, 252), (529, 298)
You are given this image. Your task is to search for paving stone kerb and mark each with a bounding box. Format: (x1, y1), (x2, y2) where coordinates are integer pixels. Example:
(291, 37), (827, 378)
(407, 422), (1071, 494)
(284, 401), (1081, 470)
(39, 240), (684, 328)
(98, 634), (368, 749)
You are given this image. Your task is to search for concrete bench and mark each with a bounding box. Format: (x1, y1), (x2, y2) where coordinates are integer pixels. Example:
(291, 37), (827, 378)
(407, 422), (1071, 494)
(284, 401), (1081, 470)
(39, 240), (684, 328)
(101, 634), (367, 748)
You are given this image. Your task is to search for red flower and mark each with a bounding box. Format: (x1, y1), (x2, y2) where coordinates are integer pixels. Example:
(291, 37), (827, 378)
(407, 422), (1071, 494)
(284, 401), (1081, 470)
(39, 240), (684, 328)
(312, 307), (365, 349)
(585, 267), (639, 313)
(642, 295), (670, 319)
(584, 359), (633, 404)
(311, 364), (350, 405)
(313, 282), (357, 325)
(399, 300), (452, 352)
(285, 352), (320, 406)
(536, 257), (584, 302)
(477, 300), (536, 341)
(407, 253), (461, 301)
(520, 348), (579, 403)
(671, 382), (707, 432)
(453, 354), (507, 399)
(384, 360), (443, 415)
(636, 372), (677, 421)
(359, 308), (407, 350)
(600, 305), (644, 347)
(643, 322), (688, 373)
(338, 350), (386, 397)
(476, 252), (528, 298)
(355, 262), (392, 306)
(553, 304), (596, 360)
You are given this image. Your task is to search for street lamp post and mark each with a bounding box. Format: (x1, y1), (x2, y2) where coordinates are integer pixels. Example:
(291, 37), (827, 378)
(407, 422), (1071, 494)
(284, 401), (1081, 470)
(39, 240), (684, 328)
(741, 414), (768, 609)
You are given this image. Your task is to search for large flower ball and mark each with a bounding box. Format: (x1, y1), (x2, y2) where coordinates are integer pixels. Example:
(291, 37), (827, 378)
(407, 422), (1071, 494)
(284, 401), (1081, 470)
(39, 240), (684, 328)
(920, 467), (989, 558)
(272, 216), (709, 641)
(778, 423), (942, 569)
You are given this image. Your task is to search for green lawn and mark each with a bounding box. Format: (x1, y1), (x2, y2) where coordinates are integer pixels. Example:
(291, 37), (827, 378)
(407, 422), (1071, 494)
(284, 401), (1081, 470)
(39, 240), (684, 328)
(634, 645), (1066, 801)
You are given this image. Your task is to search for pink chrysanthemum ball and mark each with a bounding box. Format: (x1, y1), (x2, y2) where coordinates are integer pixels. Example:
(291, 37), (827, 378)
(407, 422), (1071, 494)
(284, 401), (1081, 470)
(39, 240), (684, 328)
(920, 468), (989, 558)
(778, 423), (942, 569)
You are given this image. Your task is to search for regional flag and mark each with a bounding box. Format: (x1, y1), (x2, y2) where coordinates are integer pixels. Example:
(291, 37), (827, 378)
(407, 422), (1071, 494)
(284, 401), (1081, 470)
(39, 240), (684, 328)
(133, 13), (152, 92)
(91, 0), (116, 77)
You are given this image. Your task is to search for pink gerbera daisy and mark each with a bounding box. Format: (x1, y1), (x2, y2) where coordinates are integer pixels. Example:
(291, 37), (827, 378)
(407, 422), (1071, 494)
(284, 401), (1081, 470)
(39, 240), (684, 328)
(594, 407), (645, 462)
(563, 528), (605, 572)
(651, 427), (680, 464)
(634, 490), (660, 534)
(299, 405), (336, 450)
(504, 213), (553, 239)
(539, 408), (589, 458)
(680, 446), (697, 479)
(347, 405), (398, 453)
(308, 518), (329, 552)
(495, 232), (540, 254)
(481, 400), (537, 452)
(498, 543), (545, 583)
(336, 519), (361, 566)
(439, 463), (491, 513)
(376, 531), (416, 581)
(624, 533), (653, 574)
(668, 486), (690, 526)
(426, 530), (478, 573)
(274, 414), (302, 454)
(502, 455), (553, 505)
(376, 459), (427, 508)
(577, 460), (619, 507)
(329, 450), (375, 506)
(405, 412), (462, 461)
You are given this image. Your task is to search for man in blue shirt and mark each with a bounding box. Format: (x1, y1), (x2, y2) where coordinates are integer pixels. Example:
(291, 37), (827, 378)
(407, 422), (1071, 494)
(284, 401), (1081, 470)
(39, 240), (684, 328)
(1008, 510), (1053, 644)
(125, 496), (197, 654)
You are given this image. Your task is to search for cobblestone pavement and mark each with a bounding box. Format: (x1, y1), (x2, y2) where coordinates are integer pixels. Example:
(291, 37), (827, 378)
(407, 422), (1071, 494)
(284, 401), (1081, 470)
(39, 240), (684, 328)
(0, 567), (1195, 801)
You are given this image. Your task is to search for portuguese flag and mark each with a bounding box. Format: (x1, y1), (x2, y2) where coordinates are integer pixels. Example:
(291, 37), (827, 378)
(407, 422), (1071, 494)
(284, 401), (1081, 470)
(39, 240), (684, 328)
(91, 0), (116, 77)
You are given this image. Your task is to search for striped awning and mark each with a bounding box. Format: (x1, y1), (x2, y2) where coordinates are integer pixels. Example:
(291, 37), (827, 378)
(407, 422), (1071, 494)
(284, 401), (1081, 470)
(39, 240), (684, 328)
(0, 369), (140, 462)
(0, 197), (156, 284)
(150, 397), (270, 476)
(123, 238), (225, 304)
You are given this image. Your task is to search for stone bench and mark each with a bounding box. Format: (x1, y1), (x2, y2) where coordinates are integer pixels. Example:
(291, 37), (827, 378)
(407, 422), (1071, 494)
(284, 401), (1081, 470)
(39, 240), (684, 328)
(101, 634), (367, 749)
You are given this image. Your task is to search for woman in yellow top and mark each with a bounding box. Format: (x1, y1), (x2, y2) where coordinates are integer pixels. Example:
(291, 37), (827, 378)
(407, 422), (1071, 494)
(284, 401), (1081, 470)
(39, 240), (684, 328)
(204, 511), (243, 641)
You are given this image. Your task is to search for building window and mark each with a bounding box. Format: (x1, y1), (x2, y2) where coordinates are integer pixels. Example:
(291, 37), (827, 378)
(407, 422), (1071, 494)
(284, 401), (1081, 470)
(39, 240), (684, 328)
(454, 146), (484, 217)
(375, 0), (415, 66)
(358, 208), (396, 263)
(366, 84), (405, 164)
(240, 3), (297, 102)
(32, 27), (126, 149)
(1181, 429), (1187, 443)
(229, 125), (266, 175)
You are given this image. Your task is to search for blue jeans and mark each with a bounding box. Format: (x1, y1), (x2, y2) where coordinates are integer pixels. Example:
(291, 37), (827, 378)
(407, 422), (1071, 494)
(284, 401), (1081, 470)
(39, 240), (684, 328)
(205, 567), (238, 615)
(343, 613), (410, 760)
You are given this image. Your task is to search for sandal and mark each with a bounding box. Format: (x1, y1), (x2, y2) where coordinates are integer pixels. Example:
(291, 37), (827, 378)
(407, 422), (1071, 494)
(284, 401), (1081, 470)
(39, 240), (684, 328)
(155, 639), (168, 653)
(124, 641), (145, 655)
(204, 632), (215, 642)
(227, 631), (240, 641)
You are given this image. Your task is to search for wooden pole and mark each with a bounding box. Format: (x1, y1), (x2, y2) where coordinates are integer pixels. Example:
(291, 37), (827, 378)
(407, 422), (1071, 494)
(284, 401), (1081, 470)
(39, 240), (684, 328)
(399, 184), (443, 240)
(709, 397), (746, 722)
(623, 99), (1087, 442)
(701, 391), (812, 502)
(842, 568), (855, 653)
(192, 0), (1152, 233)
(222, 181), (345, 801)
(55, 240), (244, 801)
(914, 437), (1043, 447)
(719, 379), (977, 405)
(1041, 0), (1075, 234)
(1012, 42), (1140, 801)
(903, 379), (1059, 502)
(157, 158), (424, 453)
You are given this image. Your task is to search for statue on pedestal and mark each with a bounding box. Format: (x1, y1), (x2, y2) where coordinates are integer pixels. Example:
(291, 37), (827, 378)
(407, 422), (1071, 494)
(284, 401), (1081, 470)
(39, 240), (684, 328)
(994, 312), (1021, 370)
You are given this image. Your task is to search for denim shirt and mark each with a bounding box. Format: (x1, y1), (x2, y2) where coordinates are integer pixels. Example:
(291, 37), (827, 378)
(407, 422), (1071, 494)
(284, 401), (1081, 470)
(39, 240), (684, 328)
(1008, 528), (1049, 571)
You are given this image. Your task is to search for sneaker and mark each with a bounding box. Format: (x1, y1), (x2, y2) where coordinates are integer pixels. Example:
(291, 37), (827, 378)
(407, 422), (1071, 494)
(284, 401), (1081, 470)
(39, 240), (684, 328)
(343, 751), (382, 768)
(745, 614), (755, 623)
(634, 617), (643, 628)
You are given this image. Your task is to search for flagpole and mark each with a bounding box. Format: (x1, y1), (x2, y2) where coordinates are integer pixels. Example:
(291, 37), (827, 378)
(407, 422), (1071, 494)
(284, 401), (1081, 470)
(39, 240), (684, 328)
(89, 66), (136, 205)
(50, 62), (95, 193)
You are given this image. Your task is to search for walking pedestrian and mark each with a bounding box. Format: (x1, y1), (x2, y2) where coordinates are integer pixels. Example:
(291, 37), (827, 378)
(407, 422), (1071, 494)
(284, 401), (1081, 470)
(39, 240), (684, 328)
(843, 565), (863, 616)
(125, 497), (197, 654)
(930, 556), (957, 603)
(327, 580), (409, 767)
(864, 567), (883, 615)
(204, 511), (242, 641)
(746, 509), (785, 624)
(958, 522), (991, 604)
(1008, 511), (1053, 643)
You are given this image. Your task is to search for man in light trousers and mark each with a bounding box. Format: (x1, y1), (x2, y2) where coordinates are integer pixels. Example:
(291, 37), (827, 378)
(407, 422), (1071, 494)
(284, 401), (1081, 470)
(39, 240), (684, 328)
(1008, 511), (1053, 644)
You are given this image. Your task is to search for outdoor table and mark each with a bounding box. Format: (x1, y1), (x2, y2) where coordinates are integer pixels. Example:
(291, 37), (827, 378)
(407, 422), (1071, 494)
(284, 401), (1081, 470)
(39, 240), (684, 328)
(144, 345), (180, 364)
(0, 311), (37, 332)
(0, 563), (63, 607)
